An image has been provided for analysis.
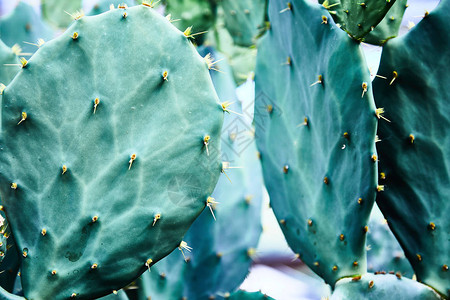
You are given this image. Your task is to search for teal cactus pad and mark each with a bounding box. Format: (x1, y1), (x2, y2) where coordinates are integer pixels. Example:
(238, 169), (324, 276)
(41, 0), (82, 29)
(254, 0), (378, 286)
(164, 0), (217, 45)
(364, 0), (408, 45)
(373, 0), (450, 297)
(331, 273), (441, 300)
(0, 5), (223, 299)
(0, 2), (54, 55)
(137, 47), (263, 300)
(221, 0), (267, 47)
(87, 0), (136, 16)
(227, 290), (274, 300)
(319, 0), (395, 41)
(367, 204), (413, 277)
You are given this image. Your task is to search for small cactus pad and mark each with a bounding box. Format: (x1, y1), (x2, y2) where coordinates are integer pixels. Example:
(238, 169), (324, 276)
(41, 0), (83, 29)
(331, 273), (440, 300)
(254, 0), (378, 286)
(0, 5), (223, 299)
(373, 0), (450, 297)
(319, 0), (395, 41)
(137, 48), (263, 300)
(364, 0), (408, 45)
(367, 204), (414, 278)
(221, 0), (267, 47)
(0, 2), (54, 55)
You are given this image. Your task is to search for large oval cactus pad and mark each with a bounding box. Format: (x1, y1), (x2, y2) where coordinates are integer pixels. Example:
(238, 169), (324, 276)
(0, 5), (223, 300)
(373, 0), (450, 297)
(254, 0), (378, 285)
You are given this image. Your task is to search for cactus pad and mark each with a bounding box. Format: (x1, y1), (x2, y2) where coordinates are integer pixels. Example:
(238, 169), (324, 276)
(0, 2), (54, 55)
(0, 5), (223, 299)
(319, 0), (395, 41)
(221, 0), (267, 47)
(254, 0), (378, 285)
(364, 0), (408, 45)
(331, 273), (440, 300)
(373, 0), (450, 297)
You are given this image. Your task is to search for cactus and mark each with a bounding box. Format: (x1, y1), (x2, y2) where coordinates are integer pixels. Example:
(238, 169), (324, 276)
(87, 0), (136, 16)
(366, 204), (414, 278)
(254, 0), (378, 286)
(373, 0), (450, 297)
(41, 0), (82, 29)
(0, 2), (54, 55)
(331, 273), (440, 299)
(0, 4), (223, 299)
(319, 0), (395, 41)
(364, 0), (408, 45)
(164, 0), (217, 45)
(221, 0), (267, 47)
(136, 47), (263, 300)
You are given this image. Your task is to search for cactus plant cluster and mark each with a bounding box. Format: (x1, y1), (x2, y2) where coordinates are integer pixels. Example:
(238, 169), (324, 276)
(255, 0), (449, 298)
(0, 0), (448, 299)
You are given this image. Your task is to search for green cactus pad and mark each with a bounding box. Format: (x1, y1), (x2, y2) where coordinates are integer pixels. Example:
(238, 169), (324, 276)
(364, 0), (408, 45)
(221, 0), (267, 47)
(0, 5), (223, 299)
(373, 0), (450, 297)
(227, 290), (274, 300)
(319, 0), (395, 41)
(136, 47), (263, 300)
(0, 2), (54, 55)
(164, 0), (217, 45)
(41, 0), (82, 29)
(254, 0), (378, 286)
(331, 273), (441, 300)
(367, 204), (413, 278)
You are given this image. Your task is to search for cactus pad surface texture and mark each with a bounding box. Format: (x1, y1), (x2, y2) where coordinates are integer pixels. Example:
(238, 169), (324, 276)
(0, 4), (223, 300)
(254, 0), (378, 286)
(373, 0), (450, 297)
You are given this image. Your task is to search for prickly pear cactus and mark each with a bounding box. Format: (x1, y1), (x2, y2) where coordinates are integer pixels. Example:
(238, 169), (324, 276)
(0, 2), (53, 55)
(331, 273), (440, 299)
(221, 0), (267, 47)
(364, 0), (408, 45)
(319, 0), (395, 41)
(0, 4), (223, 299)
(373, 0), (450, 297)
(87, 0), (136, 16)
(137, 48), (263, 300)
(164, 0), (217, 45)
(366, 204), (414, 278)
(255, 0), (378, 286)
(41, 0), (82, 29)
